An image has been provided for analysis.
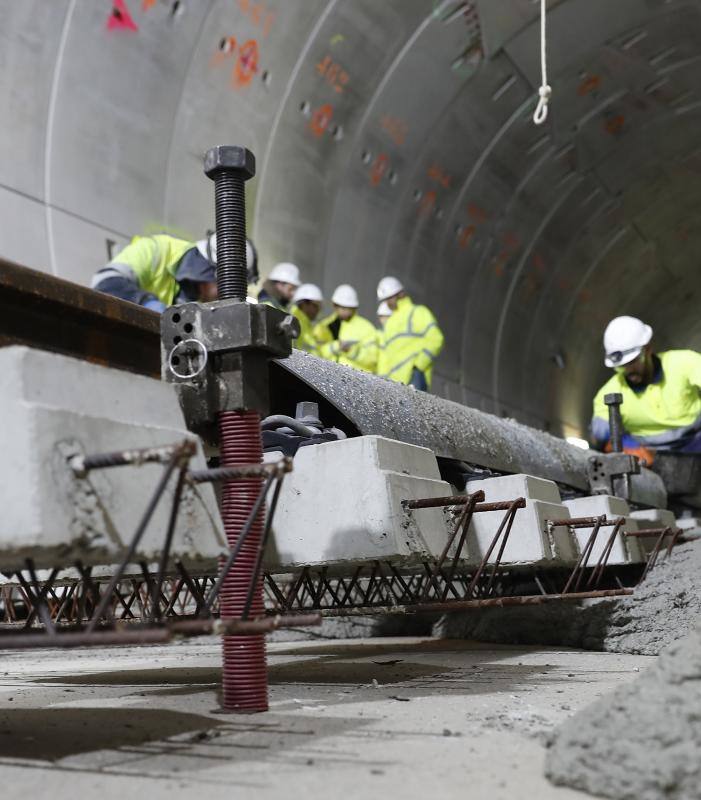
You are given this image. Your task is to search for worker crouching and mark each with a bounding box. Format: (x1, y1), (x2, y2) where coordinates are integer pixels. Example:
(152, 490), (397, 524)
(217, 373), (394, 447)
(591, 315), (701, 459)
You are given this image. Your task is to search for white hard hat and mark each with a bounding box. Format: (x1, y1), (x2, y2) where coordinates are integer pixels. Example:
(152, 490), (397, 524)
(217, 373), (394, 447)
(377, 275), (404, 301)
(269, 262), (301, 286)
(603, 316), (653, 368)
(195, 234), (256, 272)
(293, 283), (323, 303)
(377, 301), (392, 317)
(331, 284), (359, 308)
(196, 234), (215, 264)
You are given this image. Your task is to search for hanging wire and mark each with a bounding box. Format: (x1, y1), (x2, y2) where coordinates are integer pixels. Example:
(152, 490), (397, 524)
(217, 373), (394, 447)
(533, 0), (552, 125)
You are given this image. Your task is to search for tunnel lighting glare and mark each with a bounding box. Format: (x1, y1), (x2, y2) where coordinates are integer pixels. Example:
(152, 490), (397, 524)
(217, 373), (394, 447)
(566, 436), (589, 450)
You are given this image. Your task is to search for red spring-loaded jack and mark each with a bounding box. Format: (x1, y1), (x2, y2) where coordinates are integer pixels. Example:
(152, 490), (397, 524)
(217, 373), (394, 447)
(218, 409), (268, 713)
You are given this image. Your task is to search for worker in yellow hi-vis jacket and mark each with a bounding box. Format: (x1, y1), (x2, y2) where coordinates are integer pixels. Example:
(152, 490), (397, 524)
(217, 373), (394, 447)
(314, 284), (378, 373)
(375, 276), (444, 391)
(291, 283), (324, 355)
(591, 315), (701, 455)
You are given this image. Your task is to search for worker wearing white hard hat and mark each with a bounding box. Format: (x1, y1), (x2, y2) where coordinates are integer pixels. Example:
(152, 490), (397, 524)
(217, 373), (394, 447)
(291, 283), (324, 355)
(591, 315), (701, 456)
(314, 284), (378, 373)
(375, 275), (444, 391)
(257, 261), (302, 311)
(377, 300), (392, 327)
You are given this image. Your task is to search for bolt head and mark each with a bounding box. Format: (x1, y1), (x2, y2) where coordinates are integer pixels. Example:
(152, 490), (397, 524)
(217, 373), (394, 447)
(204, 146), (256, 180)
(604, 393), (623, 406)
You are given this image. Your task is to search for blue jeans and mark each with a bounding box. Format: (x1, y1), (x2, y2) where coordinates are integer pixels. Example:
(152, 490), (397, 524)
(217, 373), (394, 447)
(410, 368), (428, 392)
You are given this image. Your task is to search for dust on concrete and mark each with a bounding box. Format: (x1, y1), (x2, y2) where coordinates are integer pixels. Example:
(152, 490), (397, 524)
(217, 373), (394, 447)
(434, 540), (701, 656)
(545, 623), (701, 800)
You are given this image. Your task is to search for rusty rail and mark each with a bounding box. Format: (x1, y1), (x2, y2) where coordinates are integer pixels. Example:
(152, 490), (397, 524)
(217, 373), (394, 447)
(0, 258), (160, 376)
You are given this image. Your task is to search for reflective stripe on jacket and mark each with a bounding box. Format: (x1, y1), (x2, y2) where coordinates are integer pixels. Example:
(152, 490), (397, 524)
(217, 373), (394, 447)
(376, 296), (444, 387)
(591, 350), (701, 446)
(94, 235), (193, 307)
(291, 305), (321, 355)
(314, 312), (378, 373)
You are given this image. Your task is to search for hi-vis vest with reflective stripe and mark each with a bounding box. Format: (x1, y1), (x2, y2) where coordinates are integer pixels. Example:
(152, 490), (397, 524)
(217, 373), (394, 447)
(291, 305), (320, 355)
(109, 235), (193, 306)
(592, 350), (701, 445)
(377, 296), (444, 387)
(314, 312), (378, 373)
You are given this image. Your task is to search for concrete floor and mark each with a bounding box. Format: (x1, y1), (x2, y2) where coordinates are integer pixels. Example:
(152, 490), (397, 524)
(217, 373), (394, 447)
(0, 636), (651, 799)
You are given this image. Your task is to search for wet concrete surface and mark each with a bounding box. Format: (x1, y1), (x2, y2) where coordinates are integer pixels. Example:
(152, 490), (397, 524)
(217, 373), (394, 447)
(0, 636), (651, 798)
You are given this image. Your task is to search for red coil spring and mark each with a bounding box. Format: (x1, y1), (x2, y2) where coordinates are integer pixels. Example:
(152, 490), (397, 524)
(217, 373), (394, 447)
(217, 409), (268, 713)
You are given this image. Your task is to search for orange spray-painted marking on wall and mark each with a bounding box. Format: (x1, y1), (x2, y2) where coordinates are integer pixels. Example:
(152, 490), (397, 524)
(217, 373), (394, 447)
(380, 115), (408, 147)
(418, 189), (438, 217)
(370, 153), (390, 186)
(427, 163), (452, 189)
(577, 74), (601, 96)
(309, 104), (334, 138)
(232, 40), (259, 88)
(604, 114), (625, 135)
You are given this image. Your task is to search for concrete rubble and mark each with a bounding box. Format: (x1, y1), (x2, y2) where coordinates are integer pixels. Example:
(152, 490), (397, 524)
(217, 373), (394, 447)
(434, 540), (701, 657)
(545, 623), (701, 800)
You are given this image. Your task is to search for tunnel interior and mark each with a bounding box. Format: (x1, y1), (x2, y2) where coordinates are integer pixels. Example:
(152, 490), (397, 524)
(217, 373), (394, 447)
(2, 0), (701, 439)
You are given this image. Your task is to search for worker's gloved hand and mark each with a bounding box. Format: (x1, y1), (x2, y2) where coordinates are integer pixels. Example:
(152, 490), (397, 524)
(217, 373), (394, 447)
(143, 298), (166, 313)
(409, 367), (428, 392)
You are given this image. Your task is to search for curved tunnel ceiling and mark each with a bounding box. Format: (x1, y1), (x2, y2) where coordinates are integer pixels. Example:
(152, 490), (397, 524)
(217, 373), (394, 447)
(2, 0), (701, 439)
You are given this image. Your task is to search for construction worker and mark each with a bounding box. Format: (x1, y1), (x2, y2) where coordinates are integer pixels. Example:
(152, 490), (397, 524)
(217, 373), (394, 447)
(375, 276), (444, 391)
(92, 233), (258, 311)
(291, 284), (323, 355)
(377, 301), (392, 329)
(257, 262), (301, 310)
(591, 316), (701, 455)
(314, 284), (378, 373)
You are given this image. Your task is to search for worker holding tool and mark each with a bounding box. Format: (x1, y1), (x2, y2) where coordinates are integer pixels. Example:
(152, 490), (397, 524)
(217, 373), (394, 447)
(257, 262), (302, 311)
(291, 283), (324, 355)
(92, 233), (257, 311)
(375, 276), (444, 391)
(314, 284), (378, 373)
(591, 316), (701, 458)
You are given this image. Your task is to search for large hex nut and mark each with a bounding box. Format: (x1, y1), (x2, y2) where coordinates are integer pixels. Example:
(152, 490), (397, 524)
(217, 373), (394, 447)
(204, 146), (255, 180)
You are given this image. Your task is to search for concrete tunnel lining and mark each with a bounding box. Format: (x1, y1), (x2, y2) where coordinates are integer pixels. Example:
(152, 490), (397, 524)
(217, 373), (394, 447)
(1, 0), (700, 440)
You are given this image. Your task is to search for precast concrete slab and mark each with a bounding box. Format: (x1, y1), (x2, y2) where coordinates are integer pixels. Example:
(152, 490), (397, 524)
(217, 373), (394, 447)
(464, 475), (578, 567)
(264, 436), (453, 571)
(0, 346), (224, 570)
(563, 495), (645, 565)
(630, 508), (678, 555)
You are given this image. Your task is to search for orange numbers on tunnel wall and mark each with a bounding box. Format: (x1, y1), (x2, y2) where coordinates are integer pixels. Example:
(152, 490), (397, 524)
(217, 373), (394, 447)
(427, 163), (452, 190)
(238, 0), (276, 38)
(380, 115), (408, 147)
(315, 55), (350, 94)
